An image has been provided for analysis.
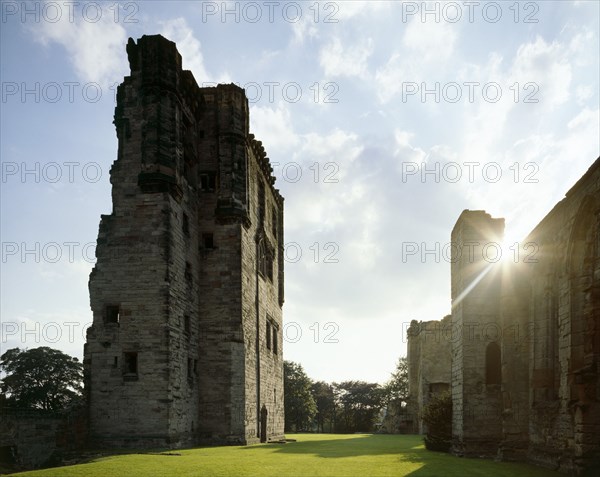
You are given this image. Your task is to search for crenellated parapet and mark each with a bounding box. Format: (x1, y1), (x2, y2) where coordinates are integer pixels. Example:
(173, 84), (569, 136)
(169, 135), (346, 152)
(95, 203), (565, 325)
(248, 134), (283, 206)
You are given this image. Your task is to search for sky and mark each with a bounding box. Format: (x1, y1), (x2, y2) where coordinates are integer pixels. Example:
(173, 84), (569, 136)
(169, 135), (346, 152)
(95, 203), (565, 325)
(1, 0), (599, 385)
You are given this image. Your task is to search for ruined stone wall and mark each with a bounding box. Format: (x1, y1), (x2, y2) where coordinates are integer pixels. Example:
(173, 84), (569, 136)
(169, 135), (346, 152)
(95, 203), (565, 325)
(85, 35), (284, 448)
(86, 36), (206, 447)
(407, 320), (421, 433)
(523, 159), (600, 474)
(1, 413), (64, 469)
(194, 84), (247, 444)
(86, 38), (179, 442)
(410, 158), (599, 474)
(241, 138), (285, 443)
(0, 408), (87, 470)
(498, 260), (530, 462)
(450, 210), (504, 457)
(407, 317), (452, 434)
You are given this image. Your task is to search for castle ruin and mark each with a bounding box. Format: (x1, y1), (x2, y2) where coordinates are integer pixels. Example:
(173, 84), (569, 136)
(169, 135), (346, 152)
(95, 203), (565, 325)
(408, 157), (600, 474)
(84, 35), (285, 447)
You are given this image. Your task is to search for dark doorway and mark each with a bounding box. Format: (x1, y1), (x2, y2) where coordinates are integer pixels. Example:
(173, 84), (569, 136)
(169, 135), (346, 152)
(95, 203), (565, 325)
(260, 405), (268, 443)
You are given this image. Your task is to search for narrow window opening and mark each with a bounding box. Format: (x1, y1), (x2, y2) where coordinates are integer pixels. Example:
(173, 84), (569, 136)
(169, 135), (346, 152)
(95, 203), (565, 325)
(200, 172), (216, 191)
(272, 206), (277, 237)
(266, 253), (274, 282)
(113, 356), (118, 368)
(266, 317), (278, 355)
(258, 177), (265, 224)
(187, 358), (194, 383)
(486, 342), (501, 385)
(183, 213), (189, 236)
(184, 315), (191, 335)
(185, 262), (192, 283)
(428, 382), (449, 397)
(202, 233), (214, 249)
(105, 305), (120, 324)
(123, 352), (138, 375)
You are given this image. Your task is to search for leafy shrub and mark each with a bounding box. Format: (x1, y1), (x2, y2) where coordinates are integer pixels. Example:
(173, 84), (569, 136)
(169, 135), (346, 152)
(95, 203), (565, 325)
(421, 390), (452, 452)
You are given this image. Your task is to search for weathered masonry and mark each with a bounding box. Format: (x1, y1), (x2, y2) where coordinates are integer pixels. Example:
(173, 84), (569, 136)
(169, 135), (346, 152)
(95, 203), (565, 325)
(408, 157), (600, 475)
(406, 315), (452, 434)
(84, 35), (285, 447)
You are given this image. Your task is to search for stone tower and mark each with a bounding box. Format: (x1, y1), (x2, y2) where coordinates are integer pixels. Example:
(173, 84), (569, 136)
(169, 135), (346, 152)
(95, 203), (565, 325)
(450, 210), (504, 456)
(84, 35), (285, 447)
(406, 317), (452, 434)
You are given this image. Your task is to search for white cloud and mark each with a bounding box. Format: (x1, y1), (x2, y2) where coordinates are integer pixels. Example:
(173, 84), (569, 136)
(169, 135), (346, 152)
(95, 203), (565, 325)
(249, 103), (300, 155)
(394, 129), (427, 164)
(34, 3), (128, 86)
(344, 203), (382, 269)
(575, 85), (594, 104)
(458, 34), (580, 168)
(160, 18), (229, 84)
(402, 17), (458, 61)
(461, 107), (599, 244)
(374, 53), (407, 103)
(374, 19), (459, 103)
(290, 12), (319, 44)
(1, 312), (90, 360)
(567, 107), (599, 131)
(568, 29), (598, 67)
(284, 128), (365, 232)
(299, 129), (361, 164)
(508, 36), (572, 109)
(333, 1), (389, 20)
(319, 36), (373, 79)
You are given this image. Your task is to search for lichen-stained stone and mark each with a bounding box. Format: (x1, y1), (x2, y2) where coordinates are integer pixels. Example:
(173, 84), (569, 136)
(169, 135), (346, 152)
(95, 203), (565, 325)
(85, 35), (284, 448)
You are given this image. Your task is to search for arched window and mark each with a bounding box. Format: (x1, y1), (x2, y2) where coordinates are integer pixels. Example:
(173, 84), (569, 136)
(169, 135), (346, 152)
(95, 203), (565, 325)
(486, 342), (501, 385)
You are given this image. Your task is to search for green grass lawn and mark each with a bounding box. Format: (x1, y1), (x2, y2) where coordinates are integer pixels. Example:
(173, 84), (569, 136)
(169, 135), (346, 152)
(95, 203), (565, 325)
(7, 434), (560, 477)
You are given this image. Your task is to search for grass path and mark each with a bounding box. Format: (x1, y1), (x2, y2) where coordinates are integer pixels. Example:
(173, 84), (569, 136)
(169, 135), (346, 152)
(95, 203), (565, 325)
(7, 433), (561, 477)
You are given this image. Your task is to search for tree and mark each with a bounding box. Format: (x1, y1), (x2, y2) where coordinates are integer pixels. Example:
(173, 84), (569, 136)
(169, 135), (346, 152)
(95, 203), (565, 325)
(0, 347), (83, 411)
(383, 356), (409, 405)
(380, 356), (411, 433)
(334, 381), (384, 433)
(283, 360), (317, 432)
(311, 381), (336, 433)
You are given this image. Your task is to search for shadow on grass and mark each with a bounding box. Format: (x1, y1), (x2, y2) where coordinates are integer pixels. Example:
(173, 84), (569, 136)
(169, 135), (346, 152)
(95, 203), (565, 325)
(243, 434), (562, 477)
(5, 435), (564, 477)
(21, 447), (189, 473)
(242, 434), (426, 458)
